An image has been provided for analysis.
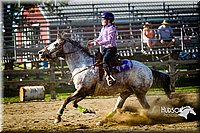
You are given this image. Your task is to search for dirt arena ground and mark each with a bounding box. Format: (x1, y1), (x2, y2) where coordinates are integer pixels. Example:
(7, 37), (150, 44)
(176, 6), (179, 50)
(2, 93), (199, 133)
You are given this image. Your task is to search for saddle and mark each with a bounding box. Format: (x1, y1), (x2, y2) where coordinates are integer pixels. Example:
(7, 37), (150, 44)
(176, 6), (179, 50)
(94, 50), (122, 81)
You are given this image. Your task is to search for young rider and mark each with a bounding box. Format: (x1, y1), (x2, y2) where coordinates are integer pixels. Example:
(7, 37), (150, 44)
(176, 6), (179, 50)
(87, 12), (117, 86)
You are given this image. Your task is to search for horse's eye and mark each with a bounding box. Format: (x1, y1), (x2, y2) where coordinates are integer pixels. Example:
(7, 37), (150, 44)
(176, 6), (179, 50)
(55, 43), (59, 47)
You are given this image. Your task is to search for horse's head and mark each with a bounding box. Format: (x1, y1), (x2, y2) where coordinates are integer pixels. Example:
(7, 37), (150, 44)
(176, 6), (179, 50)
(38, 34), (66, 60)
(38, 33), (92, 61)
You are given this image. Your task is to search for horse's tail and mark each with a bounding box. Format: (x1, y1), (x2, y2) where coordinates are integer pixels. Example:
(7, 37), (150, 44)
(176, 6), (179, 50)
(151, 69), (172, 99)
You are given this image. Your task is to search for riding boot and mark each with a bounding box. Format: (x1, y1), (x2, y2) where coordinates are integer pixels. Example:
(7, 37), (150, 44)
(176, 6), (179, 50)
(104, 63), (116, 86)
(106, 75), (116, 86)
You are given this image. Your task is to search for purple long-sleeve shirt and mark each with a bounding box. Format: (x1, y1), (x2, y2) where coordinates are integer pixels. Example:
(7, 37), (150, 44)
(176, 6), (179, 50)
(94, 23), (117, 48)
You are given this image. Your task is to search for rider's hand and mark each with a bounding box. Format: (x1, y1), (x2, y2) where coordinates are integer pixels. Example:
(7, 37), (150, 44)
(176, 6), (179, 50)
(87, 40), (95, 47)
(87, 43), (94, 47)
(160, 40), (164, 44)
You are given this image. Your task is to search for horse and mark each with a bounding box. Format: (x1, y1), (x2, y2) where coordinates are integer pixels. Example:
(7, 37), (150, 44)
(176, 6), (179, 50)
(38, 33), (172, 125)
(178, 106), (196, 119)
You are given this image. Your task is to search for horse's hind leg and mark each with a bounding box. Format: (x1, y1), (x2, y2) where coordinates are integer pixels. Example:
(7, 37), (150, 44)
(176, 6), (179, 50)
(113, 92), (132, 111)
(107, 91), (132, 118)
(135, 92), (150, 109)
(97, 92), (131, 126)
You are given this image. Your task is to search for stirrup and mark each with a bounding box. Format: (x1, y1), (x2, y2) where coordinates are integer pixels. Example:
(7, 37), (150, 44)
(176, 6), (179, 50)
(106, 76), (116, 86)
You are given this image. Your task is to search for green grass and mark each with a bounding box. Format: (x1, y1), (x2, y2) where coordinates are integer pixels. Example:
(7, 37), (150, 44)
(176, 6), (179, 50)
(147, 86), (200, 95)
(1, 86), (199, 103)
(1, 93), (72, 103)
(1, 96), (20, 103)
(44, 93), (72, 101)
(174, 86), (200, 93)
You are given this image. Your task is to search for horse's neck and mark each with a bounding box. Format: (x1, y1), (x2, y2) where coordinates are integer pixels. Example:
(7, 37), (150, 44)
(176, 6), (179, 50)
(65, 52), (93, 73)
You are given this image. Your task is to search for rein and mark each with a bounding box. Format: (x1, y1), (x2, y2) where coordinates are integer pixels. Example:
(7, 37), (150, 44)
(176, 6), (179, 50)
(44, 36), (97, 84)
(60, 39), (82, 56)
(67, 62), (103, 84)
(55, 38), (93, 57)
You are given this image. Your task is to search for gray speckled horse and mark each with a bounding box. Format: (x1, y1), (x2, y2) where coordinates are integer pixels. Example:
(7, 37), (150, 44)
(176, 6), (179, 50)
(38, 34), (171, 125)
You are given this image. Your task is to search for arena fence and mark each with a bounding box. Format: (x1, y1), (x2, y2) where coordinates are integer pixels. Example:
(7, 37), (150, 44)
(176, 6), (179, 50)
(2, 1), (199, 98)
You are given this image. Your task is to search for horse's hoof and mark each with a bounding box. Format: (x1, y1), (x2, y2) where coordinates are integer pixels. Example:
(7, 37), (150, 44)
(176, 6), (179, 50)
(167, 93), (172, 99)
(96, 119), (108, 126)
(96, 121), (103, 126)
(54, 117), (61, 124)
(88, 107), (95, 113)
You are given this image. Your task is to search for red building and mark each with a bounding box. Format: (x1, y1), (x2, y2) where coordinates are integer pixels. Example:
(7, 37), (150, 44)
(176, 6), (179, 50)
(16, 6), (50, 63)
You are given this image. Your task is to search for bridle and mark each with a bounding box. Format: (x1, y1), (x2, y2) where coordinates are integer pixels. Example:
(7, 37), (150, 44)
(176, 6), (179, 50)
(40, 37), (98, 84)
(42, 38), (85, 59)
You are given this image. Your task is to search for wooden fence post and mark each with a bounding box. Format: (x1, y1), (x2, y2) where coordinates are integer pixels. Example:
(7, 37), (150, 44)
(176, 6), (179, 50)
(50, 61), (56, 99)
(168, 59), (176, 92)
(35, 61), (40, 79)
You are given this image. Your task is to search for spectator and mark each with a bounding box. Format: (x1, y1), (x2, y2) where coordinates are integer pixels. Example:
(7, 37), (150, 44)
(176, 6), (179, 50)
(142, 22), (157, 48)
(157, 20), (175, 46)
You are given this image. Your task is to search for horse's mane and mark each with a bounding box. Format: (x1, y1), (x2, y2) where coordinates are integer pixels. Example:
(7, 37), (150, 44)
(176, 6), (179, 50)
(62, 33), (93, 57)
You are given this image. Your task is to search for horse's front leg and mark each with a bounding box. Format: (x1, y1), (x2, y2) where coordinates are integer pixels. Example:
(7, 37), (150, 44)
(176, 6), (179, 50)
(54, 90), (86, 124)
(73, 97), (95, 113)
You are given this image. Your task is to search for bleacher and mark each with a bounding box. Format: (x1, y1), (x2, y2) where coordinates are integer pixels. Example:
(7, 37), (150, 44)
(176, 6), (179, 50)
(2, 1), (199, 92)
(2, 1), (200, 63)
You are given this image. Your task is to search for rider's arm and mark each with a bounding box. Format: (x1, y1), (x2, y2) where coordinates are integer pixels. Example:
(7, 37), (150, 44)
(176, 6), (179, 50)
(94, 26), (116, 47)
(95, 27), (116, 45)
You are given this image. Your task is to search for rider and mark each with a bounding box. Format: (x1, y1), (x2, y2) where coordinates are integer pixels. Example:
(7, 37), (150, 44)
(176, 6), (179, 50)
(87, 12), (117, 86)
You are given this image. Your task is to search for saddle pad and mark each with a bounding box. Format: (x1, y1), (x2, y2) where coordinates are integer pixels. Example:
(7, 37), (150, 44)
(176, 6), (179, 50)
(112, 59), (133, 72)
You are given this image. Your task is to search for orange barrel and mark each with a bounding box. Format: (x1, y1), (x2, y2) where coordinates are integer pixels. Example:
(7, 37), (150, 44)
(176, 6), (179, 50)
(19, 86), (45, 102)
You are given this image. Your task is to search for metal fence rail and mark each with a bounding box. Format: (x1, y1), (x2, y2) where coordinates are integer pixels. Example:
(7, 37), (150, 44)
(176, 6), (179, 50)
(2, 1), (199, 64)
(2, 1), (199, 99)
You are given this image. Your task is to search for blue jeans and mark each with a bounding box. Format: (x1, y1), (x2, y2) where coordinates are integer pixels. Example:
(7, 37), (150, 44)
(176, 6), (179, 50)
(102, 47), (117, 76)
